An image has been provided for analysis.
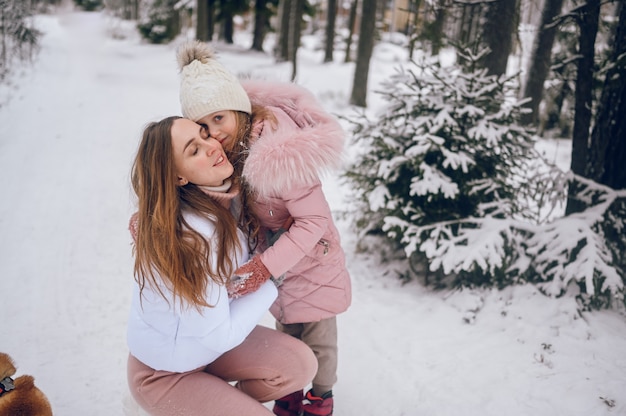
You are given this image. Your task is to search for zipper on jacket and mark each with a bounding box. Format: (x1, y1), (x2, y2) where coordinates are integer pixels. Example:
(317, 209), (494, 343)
(317, 239), (329, 255)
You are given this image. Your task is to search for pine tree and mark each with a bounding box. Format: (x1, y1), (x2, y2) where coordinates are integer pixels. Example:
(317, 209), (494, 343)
(344, 48), (551, 288)
(343, 47), (625, 309)
(137, 0), (181, 44)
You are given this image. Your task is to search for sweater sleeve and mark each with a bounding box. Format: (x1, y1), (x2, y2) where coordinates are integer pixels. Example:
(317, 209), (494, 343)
(258, 182), (331, 278)
(177, 280), (277, 355)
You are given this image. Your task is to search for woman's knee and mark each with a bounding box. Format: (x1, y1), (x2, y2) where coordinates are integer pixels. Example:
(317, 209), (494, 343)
(282, 334), (319, 384)
(127, 354), (155, 410)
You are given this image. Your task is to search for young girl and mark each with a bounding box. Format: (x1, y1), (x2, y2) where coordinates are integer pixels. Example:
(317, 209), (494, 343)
(126, 116), (317, 416)
(176, 41), (352, 416)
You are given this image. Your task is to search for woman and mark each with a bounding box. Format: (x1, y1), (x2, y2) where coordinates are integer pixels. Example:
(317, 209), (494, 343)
(126, 116), (317, 416)
(176, 42), (352, 416)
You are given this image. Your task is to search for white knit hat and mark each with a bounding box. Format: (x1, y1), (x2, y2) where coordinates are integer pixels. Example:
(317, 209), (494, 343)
(177, 41), (251, 121)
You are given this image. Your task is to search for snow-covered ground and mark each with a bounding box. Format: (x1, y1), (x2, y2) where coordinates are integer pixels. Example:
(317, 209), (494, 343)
(1, 4), (625, 416)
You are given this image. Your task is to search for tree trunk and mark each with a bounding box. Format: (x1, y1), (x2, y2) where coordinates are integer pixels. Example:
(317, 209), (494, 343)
(587, 1), (626, 190)
(344, 0), (358, 63)
(220, 0), (234, 44)
(196, 0), (209, 41)
(275, 0), (291, 62)
(324, 0), (337, 62)
(520, 0), (564, 125)
(566, 0), (601, 215)
(288, 0), (304, 81)
(379, 0), (388, 29)
(1, 5), (7, 75)
(133, 0), (139, 20)
(350, 0), (377, 107)
(480, 0), (517, 77)
(207, 0), (216, 40)
(121, 0), (138, 20)
(251, 0), (269, 51)
(458, 3), (481, 46)
(122, 0), (130, 19)
(407, 0), (422, 60)
(429, 0), (447, 55)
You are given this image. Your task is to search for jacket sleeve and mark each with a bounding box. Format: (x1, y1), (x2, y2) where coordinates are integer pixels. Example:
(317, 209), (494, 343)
(178, 280), (277, 355)
(258, 182), (331, 278)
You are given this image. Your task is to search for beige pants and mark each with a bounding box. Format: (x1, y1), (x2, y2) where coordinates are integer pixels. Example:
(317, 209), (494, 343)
(127, 325), (317, 416)
(277, 316), (338, 395)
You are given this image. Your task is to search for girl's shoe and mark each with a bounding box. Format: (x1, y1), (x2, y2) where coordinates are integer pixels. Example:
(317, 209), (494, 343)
(303, 389), (333, 416)
(273, 390), (304, 416)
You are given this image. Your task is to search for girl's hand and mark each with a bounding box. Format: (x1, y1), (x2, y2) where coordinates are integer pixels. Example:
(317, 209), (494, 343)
(227, 256), (272, 298)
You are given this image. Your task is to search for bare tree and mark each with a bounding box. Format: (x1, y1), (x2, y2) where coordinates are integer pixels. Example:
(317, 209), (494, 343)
(479, 0), (517, 77)
(350, 0), (377, 107)
(218, 0), (234, 43)
(251, 0), (270, 51)
(275, 0), (291, 61)
(406, 0), (422, 60)
(287, 0), (304, 80)
(207, 0), (216, 40)
(196, 0), (216, 41)
(566, 0), (601, 215)
(344, 0), (358, 63)
(455, 2), (483, 46)
(119, 0), (140, 19)
(520, 0), (565, 126)
(586, 1), (625, 190)
(217, 0), (248, 44)
(427, 0), (448, 55)
(131, 0), (139, 20)
(323, 0), (337, 62)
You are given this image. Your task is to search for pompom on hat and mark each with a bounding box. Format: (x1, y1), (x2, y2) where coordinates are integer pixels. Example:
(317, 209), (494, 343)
(176, 41), (251, 121)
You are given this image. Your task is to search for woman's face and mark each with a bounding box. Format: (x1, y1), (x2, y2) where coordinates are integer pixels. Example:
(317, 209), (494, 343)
(171, 118), (234, 187)
(196, 110), (239, 152)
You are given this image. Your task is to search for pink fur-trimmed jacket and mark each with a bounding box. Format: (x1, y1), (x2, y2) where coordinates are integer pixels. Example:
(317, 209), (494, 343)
(241, 79), (352, 324)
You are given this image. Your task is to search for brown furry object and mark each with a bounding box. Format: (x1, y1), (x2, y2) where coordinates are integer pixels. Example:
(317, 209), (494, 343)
(0, 353), (53, 416)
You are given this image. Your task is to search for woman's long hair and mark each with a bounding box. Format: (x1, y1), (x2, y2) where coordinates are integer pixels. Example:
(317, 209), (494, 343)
(131, 116), (240, 310)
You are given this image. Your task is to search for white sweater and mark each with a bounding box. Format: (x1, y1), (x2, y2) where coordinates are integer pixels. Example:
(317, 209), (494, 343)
(126, 211), (277, 372)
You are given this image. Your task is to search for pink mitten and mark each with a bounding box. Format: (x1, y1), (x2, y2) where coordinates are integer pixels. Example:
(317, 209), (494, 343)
(227, 256), (272, 299)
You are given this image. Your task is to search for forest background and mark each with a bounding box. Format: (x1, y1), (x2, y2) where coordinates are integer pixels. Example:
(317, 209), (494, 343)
(42, 0), (626, 311)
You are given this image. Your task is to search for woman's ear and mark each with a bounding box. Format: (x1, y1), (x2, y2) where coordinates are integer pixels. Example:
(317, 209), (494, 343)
(177, 176), (189, 186)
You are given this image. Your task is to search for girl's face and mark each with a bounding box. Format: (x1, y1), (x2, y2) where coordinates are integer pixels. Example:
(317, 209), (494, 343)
(171, 118), (234, 187)
(196, 110), (238, 152)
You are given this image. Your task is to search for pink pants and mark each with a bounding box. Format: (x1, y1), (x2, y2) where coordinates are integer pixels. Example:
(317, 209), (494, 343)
(127, 325), (318, 415)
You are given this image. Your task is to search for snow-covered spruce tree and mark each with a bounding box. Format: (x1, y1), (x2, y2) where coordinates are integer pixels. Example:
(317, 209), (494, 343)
(137, 0), (182, 44)
(527, 175), (625, 310)
(343, 47), (625, 309)
(0, 0), (40, 84)
(344, 48), (553, 289)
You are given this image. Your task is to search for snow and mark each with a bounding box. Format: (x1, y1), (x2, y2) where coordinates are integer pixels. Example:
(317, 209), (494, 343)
(1, 4), (625, 416)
